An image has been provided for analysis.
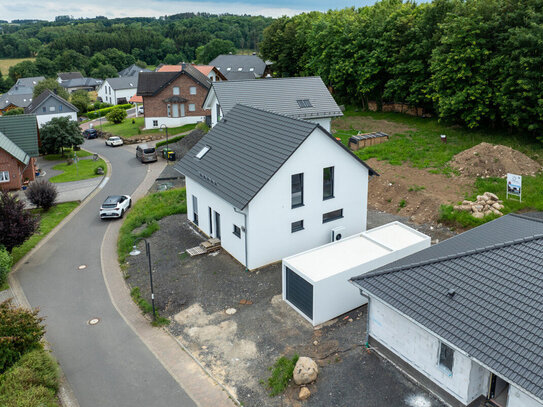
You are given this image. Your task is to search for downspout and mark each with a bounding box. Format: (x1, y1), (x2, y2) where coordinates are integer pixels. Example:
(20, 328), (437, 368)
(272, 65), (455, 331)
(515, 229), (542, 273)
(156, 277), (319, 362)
(233, 207), (248, 272)
(365, 294), (371, 348)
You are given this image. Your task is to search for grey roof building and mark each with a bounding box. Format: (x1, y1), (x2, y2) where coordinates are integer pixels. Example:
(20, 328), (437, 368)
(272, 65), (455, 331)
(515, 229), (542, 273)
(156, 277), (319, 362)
(209, 54), (267, 78)
(7, 76), (45, 95)
(58, 72), (84, 82)
(60, 77), (102, 91)
(25, 89), (78, 115)
(223, 71), (256, 81)
(0, 93), (34, 110)
(118, 64), (152, 77)
(352, 213), (543, 406)
(0, 114), (39, 156)
(104, 77), (138, 91)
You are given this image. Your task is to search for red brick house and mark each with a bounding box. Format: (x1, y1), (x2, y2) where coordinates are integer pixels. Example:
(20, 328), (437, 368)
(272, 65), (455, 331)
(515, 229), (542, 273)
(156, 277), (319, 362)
(137, 64), (211, 129)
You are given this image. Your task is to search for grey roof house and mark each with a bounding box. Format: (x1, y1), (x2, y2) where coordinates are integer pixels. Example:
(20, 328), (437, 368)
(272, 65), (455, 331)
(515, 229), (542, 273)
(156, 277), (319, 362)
(351, 213), (543, 407)
(98, 77), (139, 105)
(175, 104), (375, 270)
(57, 72), (84, 82)
(118, 64), (152, 77)
(209, 54), (268, 78)
(60, 77), (103, 94)
(0, 93), (34, 112)
(25, 89), (78, 127)
(203, 76), (343, 131)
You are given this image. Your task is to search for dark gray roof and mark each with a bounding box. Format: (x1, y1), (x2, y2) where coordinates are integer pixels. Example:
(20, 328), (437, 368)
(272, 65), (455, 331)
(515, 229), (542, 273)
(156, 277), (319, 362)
(60, 77), (102, 89)
(0, 131), (29, 164)
(25, 89), (78, 114)
(137, 64), (210, 97)
(224, 71), (256, 81)
(14, 76), (45, 89)
(118, 64), (151, 77)
(0, 93), (33, 109)
(209, 54), (266, 77)
(105, 77), (138, 90)
(58, 72), (83, 81)
(174, 104), (376, 209)
(352, 213), (543, 401)
(0, 114), (39, 157)
(206, 77), (343, 120)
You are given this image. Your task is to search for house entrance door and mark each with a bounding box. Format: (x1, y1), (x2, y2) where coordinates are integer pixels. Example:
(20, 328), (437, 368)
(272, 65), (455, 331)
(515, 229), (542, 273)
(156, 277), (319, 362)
(488, 374), (509, 407)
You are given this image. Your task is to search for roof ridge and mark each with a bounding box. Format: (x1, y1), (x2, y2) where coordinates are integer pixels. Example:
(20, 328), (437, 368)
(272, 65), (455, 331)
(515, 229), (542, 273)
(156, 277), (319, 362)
(354, 232), (543, 281)
(511, 212), (543, 224)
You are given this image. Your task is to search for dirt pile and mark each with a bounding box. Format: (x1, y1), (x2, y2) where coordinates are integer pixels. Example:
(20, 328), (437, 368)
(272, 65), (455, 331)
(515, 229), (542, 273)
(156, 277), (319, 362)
(450, 142), (541, 178)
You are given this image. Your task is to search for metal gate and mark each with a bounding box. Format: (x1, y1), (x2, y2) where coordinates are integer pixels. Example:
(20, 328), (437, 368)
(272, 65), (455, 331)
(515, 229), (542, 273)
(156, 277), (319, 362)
(286, 267), (313, 319)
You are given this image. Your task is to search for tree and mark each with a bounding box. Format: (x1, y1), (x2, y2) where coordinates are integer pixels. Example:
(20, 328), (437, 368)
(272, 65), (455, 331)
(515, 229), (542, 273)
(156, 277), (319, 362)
(8, 60), (38, 82)
(33, 78), (70, 101)
(106, 107), (127, 124)
(40, 116), (84, 156)
(195, 39), (236, 64)
(25, 179), (58, 211)
(3, 108), (24, 116)
(90, 64), (118, 80)
(0, 192), (38, 253)
(70, 90), (91, 113)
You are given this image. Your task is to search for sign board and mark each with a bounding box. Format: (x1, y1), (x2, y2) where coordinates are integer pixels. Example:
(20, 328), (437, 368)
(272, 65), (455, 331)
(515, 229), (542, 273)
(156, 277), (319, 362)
(506, 173), (522, 202)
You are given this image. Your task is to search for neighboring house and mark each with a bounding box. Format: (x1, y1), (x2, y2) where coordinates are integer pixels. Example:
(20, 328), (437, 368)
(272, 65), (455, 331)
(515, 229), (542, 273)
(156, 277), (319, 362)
(203, 76), (343, 132)
(351, 213), (543, 407)
(60, 77), (102, 94)
(223, 71), (256, 81)
(7, 76), (45, 95)
(57, 72), (84, 83)
(209, 54), (268, 78)
(137, 64), (211, 129)
(174, 104), (377, 270)
(97, 77), (138, 105)
(118, 64), (151, 77)
(0, 114), (39, 190)
(24, 90), (78, 127)
(0, 94), (34, 115)
(192, 65), (226, 82)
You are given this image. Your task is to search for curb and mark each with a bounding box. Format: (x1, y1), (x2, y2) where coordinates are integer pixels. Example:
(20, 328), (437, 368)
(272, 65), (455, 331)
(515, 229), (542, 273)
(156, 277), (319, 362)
(100, 161), (239, 407)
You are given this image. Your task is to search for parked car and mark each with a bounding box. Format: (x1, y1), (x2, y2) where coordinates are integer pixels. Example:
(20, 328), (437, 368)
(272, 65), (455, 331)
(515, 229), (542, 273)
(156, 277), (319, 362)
(136, 143), (157, 163)
(99, 195), (131, 219)
(138, 105), (144, 114)
(105, 136), (124, 147)
(83, 129), (98, 139)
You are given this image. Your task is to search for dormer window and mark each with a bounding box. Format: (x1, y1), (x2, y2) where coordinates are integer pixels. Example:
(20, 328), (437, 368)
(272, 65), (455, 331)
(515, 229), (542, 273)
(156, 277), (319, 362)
(195, 146), (211, 159)
(297, 99), (312, 108)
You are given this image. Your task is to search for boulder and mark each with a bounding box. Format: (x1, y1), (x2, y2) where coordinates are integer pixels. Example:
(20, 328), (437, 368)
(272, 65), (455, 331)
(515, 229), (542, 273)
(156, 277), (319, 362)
(473, 212), (484, 219)
(299, 387), (311, 400)
(293, 357), (319, 385)
(484, 192), (499, 201)
(472, 205), (484, 212)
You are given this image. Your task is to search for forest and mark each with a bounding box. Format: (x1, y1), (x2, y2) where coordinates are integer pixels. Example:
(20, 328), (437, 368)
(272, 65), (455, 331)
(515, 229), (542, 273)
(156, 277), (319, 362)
(260, 0), (543, 134)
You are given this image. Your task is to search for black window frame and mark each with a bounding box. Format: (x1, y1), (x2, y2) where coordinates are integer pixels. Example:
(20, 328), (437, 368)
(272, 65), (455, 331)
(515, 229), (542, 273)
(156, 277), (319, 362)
(291, 220), (304, 233)
(322, 209), (343, 223)
(323, 166), (334, 200)
(438, 342), (454, 374)
(291, 173), (304, 208)
(233, 224), (241, 238)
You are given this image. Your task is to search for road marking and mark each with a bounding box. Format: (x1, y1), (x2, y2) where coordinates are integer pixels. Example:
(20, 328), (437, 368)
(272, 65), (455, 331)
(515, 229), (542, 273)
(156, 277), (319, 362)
(98, 177), (110, 189)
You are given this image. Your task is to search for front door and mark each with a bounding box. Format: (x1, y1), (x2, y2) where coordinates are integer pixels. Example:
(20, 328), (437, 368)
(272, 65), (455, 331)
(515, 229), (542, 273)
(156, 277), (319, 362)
(214, 211), (221, 240)
(488, 374), (509, 407)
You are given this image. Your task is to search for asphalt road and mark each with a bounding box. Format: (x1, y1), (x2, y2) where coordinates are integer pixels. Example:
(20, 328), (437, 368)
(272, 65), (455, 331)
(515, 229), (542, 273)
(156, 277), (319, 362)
(15, 139), (197, 407)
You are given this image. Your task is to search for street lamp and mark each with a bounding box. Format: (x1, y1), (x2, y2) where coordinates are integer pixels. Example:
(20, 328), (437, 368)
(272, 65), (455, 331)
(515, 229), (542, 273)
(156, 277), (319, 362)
(130, 237), (156, 321)
(160, 124), (169, 148)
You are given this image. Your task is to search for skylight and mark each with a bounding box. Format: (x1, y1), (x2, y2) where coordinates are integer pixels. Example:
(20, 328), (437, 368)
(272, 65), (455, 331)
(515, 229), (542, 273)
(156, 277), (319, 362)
(238, 68), (242, 71)
(297, 99), (313, 108)
(195, 145), (211, 159)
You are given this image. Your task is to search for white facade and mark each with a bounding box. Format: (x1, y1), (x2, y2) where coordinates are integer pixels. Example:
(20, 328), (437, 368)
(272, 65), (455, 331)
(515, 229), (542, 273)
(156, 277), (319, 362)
(36, 112), (77, 127)
(144, 115), (205, 129)
(282, 222), (430, 326)
(98, 81), (137, 105)
(185, 126), (371, 270)
(366, 297), (543, 407)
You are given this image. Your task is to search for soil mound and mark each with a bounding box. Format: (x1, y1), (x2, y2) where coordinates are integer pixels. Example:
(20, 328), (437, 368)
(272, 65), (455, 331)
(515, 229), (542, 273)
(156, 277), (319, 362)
(450, 142), (541, 178)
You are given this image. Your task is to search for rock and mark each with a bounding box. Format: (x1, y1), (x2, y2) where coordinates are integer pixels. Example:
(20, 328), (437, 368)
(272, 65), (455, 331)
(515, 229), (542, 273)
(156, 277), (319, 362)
(472, 212), (484, 219)
(472, 205), (484, 212)
(313, 341), (318, 346)
(484, 210), (493, 216)
(225, 308), (237, 315)
(462, 200), (472, 205)
(492, 208), (502, 215)
(299, 387), (311, 400)
(293, 357), (319, 385)
(492, 202), (503, 210)
(484, 192), (499, 201)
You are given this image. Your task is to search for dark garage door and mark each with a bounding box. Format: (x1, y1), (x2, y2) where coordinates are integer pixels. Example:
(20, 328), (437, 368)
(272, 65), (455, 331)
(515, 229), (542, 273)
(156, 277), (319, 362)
(286, 267), (313, 319)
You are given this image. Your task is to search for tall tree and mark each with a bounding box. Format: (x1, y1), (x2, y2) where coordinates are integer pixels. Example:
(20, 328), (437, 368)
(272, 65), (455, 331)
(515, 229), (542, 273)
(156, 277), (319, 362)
(195, 39), (236, 64)
(33, 78), (70, 100)
(40, 116), (84, 155)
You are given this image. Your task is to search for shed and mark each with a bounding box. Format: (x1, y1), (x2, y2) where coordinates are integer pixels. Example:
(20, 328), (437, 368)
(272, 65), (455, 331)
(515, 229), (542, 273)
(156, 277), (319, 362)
(282, 222), (430, 326)
(349, 132), (389, 151)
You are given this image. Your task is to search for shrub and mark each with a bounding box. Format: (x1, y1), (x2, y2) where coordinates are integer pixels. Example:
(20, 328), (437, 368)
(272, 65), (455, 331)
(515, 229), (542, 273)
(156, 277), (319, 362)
(25, 179), (58, 211)
(106, 107), (128, 124)
(156, 134), (185, 148)
(266, 354), (299, 396)
(86, 104), (131, 120)
(0, 299), (45, 373)
(3, 108), (24, 116)
(195, 121), (209, 133)
(0, 192), (39, 252)
(94, 165), (105, 175)
(0, 246), (12, 288)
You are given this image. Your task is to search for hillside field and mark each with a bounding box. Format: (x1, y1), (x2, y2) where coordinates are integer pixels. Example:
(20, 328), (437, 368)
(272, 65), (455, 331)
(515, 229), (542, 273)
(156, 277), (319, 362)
(0, 57), (35, 75)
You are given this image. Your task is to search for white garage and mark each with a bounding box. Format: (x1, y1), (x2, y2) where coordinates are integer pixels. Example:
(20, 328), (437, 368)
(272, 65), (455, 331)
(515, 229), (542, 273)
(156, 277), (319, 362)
(282, 222), (430, 326)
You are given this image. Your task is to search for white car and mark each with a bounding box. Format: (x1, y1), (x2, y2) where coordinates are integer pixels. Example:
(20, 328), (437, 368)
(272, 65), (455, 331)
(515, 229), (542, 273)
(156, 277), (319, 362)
(100, 195), (131, 219)
(105, 136), (123, 147)
(138, 106), (144, 114)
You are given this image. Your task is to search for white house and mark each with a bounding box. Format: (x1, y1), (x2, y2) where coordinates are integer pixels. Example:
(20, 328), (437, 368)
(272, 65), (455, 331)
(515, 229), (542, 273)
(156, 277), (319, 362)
(98, 77), (138, 105)
(24, 90), (78, 127)
(202, 76), (343, 132)
(351, 213), (543, 407)
(175, 104), (377, 270)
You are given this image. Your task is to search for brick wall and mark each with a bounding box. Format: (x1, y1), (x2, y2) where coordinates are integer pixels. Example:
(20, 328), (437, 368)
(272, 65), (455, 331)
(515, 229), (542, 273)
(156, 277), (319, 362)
(143, 73), (210, 119)
(0, 148), (25, 190)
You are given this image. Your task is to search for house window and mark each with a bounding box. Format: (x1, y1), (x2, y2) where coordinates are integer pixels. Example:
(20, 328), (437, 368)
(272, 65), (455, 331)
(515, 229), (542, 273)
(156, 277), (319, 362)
(59, 105), (63, 111)
(42, 107), (46, 113)
(167, 104), (171, 117)
(322, 209), (343, 223)
(180, 104), (185, 117)
(439, 342), (454, 374)
(216, 104), (221, 122)
(291, 220), (304, 233)
(233, 225), (241, 238)
(195, 145), (210, 159)
(291, 173), (304, 208)
(173, 86), (180, 95)
(0, 171), (9, 183)
(49, 106), (55, 112)
(153, 120), (158, 127)
(190, 86), (196, 95)
(323, 167), (334, 200)
(192, 195), (199, 225)
(188, 104), (195, 112)
(297, 99), (313, 108)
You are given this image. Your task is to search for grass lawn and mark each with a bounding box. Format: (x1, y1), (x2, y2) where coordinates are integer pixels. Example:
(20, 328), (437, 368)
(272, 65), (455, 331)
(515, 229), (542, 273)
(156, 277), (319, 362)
(11, 202), (79, 265)
(0, 57), (36, 74)
(43, 149), (93, 161)
(99, 117), (197, 138)
(49, 158), (106, 183)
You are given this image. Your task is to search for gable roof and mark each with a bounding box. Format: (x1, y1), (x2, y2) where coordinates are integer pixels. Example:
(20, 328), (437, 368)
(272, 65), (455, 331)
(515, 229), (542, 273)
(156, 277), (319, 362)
(204, 77), (343, 120)
(352, 213), (543, 402)
(0, 131), (29, 165)
(58, 72), (83, 81)
(25, 89), (79, 114)
(60, 77), (102, 89)
(137, 64), (211, 97)
(192, 65), (227, 80)
(174, 104), (376, 209)
(0, 93), (33, 109)
(118, 64), (151, 77)
(0, 114), (39, 157)
(12, 76), (44, 92)
(156, 65), (183, 72)
(209, 54), (266, 77)
(224, 71), (256, 81)
(105, 77), (138, 90)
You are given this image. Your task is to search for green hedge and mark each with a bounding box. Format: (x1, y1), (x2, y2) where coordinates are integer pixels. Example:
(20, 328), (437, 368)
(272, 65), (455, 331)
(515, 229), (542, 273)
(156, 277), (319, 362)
(86, 104), (132, 120)
(156, 135), (185, 148)
(0, 246), (11, 288)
